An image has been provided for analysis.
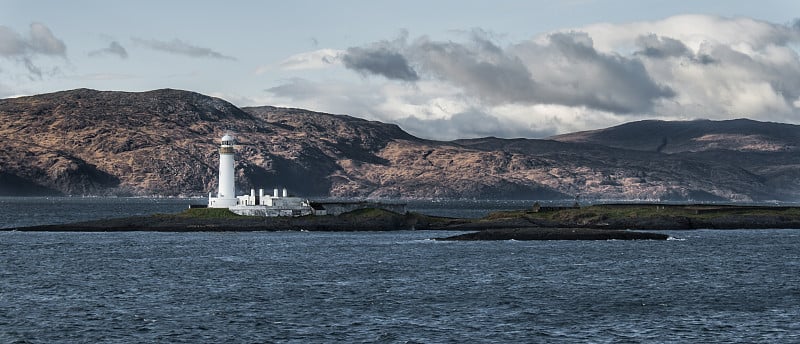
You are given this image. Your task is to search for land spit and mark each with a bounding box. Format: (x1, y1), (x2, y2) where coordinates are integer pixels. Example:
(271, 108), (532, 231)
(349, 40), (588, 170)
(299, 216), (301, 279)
(6, 204), (800, 241)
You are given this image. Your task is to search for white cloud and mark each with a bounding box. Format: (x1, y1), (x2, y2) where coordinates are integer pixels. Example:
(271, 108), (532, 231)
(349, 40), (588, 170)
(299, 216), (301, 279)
(265, 14), (800, 139)
(566, 14), (799, 54)
(132, 37), (235, 60)
(89, 41), (128, 59)
(257, 49), (344, 75)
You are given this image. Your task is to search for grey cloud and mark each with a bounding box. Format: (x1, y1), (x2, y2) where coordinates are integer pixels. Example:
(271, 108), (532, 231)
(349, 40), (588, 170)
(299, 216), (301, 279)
(634, 34), (690, 58)
(340, 30), (674, 113)
(412, 35), (537, 104)
(0, 26), (28, 56)
(695, 54), (717, 65)
(89, 41), (128, 59)
(468, 29), (504, 55)
(266, 78), (322, 99)
(407, 31), (673, 113)
(132, 38), (235, 60)
(0, 22), (66, 57)
(28, 23), (66, 56)
(266, 78), (387, 119)
(397, 109), (555, 140)
(635, 34), (718, 65)
(705, 42), (800, 107)
(342, 45), (418, 81)
(512, 32), (674, 113)
(263, 77), (547, 139)
(546, 31), (596, 58)
(0, 23), (66, 78)
(22, 57), (41, 77)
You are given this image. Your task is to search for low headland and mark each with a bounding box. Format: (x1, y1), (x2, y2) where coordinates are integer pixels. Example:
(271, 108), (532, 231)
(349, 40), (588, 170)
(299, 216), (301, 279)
(7, 203), (800, 241)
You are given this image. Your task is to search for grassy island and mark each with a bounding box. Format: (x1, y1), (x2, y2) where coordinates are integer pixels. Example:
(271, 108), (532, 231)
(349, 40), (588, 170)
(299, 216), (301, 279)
(6, 204), (800, 240)
(471, 204), (800, 230)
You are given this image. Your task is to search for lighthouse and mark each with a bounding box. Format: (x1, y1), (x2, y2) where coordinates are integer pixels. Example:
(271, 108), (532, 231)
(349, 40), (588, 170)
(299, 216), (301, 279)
(208, 134), (238, 208)
(200, 133), (403, 216)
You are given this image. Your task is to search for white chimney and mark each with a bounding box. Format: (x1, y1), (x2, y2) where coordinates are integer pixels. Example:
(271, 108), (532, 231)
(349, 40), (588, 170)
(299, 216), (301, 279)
(282, 188), (288, 197)
(274, 188), (279, 197)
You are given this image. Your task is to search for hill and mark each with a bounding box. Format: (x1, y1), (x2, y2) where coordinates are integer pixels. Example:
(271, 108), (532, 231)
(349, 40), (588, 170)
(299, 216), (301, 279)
(549, 119), (800, 153)
(0, 89), (797, 201)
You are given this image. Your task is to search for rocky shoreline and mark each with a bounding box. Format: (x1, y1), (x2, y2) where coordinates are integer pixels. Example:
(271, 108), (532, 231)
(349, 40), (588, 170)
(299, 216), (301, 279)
(435, 228), (670, 241)
(6, 204), (800, 240)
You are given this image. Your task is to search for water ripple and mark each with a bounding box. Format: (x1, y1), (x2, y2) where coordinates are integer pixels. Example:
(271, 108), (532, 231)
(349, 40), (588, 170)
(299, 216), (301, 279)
(2, 228), (800, 342)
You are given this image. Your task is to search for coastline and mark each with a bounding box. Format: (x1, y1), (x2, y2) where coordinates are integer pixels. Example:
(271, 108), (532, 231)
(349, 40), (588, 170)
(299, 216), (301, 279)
(6, 204), (800, 240)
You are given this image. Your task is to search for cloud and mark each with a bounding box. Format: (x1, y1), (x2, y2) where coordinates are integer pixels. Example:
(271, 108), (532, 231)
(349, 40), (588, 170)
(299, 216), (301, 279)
(330, 29), (673, 113)
(278, 49), (342, 71)
(0, 23), (66, 57)
(634, 34), (690, 59)
(0, 26), (27, 56)
(265, 77), (393, 117)
(398, 109), (555, 140)
(0, 23), (66, 78)
(132, 37), (235, 60)
(410, 33), (536, 104)
(339, 31), (419, 81)
(515, 31), (675, 113)
(89, 41), (128, 59)
(266, 78), (323, 99)
(342, 45), (418, 81)
(27, 23), (66, 56)
(255, 49), (343, 75)
(595, 15), (800, 122)
(267, 15), (800, 139)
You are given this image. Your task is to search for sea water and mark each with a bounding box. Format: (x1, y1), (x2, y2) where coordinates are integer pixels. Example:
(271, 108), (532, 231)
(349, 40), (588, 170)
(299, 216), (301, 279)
(1, 197), (799, 343)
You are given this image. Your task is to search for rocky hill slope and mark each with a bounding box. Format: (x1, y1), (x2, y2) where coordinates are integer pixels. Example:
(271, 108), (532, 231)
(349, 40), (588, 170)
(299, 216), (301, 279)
(550, 119), (800, 153)
(1, 89), (798, 201)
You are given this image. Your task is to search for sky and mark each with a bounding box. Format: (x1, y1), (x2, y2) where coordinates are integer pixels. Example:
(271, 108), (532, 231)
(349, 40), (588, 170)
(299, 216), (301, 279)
(2, 0), (800, 139)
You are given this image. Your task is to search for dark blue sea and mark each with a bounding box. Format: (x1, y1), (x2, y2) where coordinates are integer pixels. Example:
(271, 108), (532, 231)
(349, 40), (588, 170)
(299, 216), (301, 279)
(1, 197), (799, 343)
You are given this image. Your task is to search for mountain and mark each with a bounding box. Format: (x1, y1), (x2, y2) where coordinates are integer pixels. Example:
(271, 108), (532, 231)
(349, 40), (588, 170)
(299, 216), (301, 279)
(550, 119), (800, 153)
(0, 89), (798, 201)
(550, 119), (800, 200)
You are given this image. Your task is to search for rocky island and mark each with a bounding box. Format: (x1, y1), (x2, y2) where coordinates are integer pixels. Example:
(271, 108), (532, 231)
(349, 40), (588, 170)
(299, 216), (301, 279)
(8, 203), (800, 241)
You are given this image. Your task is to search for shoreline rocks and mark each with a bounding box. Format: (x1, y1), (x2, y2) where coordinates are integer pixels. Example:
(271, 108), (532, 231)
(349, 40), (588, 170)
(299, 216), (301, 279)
(435, 228), (670, 241)
(5, 204), (800, 240)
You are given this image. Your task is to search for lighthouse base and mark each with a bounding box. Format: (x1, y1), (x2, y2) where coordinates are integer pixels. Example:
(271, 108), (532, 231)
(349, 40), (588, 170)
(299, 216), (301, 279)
(208, 197), (238, 208)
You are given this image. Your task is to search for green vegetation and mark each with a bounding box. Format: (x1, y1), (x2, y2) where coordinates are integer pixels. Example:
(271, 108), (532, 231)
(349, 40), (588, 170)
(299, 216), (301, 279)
(338, 207), (403, 218)
(8, 203), (800, 232)
(176, 207), (244, 219)
(482, 204), (800, 223)
(339, 207), (390, 217)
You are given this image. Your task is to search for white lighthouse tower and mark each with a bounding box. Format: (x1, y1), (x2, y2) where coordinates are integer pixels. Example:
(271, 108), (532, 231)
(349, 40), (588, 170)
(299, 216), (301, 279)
(208, 134), (238, 208)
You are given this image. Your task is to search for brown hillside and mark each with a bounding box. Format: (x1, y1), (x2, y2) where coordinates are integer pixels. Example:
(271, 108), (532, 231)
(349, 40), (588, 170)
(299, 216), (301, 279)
(0, 89), (797, 201)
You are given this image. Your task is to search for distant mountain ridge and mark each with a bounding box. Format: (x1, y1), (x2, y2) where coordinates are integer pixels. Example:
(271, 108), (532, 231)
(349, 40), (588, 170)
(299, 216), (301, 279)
(550, 119), (800, 153)
(1, 88), (798, 201)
